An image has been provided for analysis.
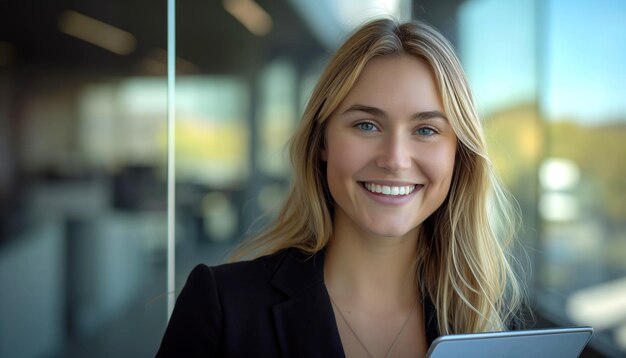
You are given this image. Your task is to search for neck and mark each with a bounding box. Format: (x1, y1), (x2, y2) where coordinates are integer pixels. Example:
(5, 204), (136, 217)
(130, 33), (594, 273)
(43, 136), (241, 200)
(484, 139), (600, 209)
(324, 209), (420, 309)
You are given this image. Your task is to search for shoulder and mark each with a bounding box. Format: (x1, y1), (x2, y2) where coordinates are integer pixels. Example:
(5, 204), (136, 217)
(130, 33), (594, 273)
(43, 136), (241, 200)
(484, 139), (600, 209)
(198, 248), (301, 298)
(179, 247), (322, 311)
(184, 248), (290, 281)
(158, 248), (327, 356)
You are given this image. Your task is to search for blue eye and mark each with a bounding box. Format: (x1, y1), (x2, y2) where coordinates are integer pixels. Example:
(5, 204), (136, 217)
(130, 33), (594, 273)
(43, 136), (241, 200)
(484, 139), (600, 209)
(356, 122), (377, 132)
(416, 127), (437, 136)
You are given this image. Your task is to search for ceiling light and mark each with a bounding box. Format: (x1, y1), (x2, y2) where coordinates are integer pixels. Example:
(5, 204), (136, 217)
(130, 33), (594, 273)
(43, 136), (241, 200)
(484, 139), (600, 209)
(58, 10), (136, 55)
(223, 0), (273, 36)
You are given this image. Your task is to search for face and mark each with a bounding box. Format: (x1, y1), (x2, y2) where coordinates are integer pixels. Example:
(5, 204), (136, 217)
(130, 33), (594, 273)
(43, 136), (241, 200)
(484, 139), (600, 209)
(321, 55), (457, 239)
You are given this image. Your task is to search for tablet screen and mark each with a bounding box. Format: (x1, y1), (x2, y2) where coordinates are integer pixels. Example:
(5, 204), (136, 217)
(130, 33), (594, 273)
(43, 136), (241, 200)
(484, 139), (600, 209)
(425, 327), (593, 358)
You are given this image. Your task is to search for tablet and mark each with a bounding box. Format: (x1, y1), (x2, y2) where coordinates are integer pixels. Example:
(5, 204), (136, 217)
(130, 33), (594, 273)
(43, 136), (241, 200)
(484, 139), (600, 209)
(425, 326), (593, 358)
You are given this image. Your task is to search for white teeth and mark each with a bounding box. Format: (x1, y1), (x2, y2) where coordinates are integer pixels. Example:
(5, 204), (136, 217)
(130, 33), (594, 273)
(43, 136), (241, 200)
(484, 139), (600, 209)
(364, 182), (416, 196)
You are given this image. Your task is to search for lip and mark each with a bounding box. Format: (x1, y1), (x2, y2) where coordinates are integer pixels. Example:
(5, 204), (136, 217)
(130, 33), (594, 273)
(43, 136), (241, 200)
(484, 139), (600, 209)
(359, 179), (418, 186)
(358, 181), (423, 206)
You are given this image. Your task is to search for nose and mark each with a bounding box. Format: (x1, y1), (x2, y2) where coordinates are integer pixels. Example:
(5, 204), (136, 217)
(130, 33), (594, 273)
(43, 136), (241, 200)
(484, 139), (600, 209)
(376, 134), (412, 172)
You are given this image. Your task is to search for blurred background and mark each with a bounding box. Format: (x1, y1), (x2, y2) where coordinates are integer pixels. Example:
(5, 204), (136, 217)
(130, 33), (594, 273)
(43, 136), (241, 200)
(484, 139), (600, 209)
(1, 0), (625, 357)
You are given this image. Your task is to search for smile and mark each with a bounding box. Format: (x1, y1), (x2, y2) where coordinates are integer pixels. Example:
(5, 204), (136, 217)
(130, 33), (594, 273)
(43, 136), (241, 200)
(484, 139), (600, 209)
(362, 182), (417, 196)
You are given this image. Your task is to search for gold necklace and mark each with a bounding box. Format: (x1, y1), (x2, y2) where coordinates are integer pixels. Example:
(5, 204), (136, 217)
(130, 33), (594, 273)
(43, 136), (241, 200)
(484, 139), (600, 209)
(329, 295), (418, 358)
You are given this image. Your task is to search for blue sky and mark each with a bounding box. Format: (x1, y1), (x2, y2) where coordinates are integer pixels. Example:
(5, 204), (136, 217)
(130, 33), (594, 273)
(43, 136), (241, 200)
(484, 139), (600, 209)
(459, 0), (626, 123)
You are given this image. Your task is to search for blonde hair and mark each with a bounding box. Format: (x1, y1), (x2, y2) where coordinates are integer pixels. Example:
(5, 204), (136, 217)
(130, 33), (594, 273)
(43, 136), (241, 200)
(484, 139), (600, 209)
(232, 18), (524, 335)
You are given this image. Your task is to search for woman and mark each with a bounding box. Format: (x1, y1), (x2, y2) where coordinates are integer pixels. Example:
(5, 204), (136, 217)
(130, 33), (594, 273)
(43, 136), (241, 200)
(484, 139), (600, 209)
(157, 18), (524, 357)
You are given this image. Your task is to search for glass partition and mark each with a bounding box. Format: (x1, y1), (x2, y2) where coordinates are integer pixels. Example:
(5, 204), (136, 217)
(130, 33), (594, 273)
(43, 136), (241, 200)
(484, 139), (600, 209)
(0, 1), (169, 356)
(459, 0), (626, 356)
(538, 2), (626, 356)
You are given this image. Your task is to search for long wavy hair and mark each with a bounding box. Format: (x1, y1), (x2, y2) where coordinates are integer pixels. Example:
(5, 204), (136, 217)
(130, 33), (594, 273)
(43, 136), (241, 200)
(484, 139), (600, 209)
(232, 18), (524, 335)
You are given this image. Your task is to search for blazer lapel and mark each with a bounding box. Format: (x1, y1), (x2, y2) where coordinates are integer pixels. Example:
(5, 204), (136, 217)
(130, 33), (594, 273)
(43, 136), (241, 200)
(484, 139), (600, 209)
(270, 249), (345, 358)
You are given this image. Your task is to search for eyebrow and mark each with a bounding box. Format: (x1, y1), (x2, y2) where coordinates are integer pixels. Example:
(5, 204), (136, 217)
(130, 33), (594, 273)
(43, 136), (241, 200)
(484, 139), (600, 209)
(342, 104), (448, 121)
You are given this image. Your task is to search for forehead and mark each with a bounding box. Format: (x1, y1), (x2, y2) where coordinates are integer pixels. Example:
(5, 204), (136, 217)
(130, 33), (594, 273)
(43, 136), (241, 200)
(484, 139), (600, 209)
(337, 55), (443, 113)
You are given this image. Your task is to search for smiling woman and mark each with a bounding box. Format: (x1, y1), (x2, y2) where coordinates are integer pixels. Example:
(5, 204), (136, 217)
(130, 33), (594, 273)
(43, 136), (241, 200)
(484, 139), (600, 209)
(157, 18), (525, 357)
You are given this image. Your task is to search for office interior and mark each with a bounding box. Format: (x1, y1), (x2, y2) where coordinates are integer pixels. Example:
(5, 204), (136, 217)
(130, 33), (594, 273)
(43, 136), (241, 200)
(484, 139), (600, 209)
(1, 0), (625, 357)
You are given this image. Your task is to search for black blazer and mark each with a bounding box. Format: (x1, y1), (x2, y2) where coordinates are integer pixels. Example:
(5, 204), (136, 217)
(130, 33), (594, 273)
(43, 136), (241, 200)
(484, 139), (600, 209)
(156, 248), (440, 357)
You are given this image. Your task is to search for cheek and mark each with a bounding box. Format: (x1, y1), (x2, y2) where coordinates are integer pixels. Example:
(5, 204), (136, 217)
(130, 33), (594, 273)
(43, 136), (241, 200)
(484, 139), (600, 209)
(325, 135), (364, 174)
(325, 135), (369, 203)
(422, 142), (457, 184)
